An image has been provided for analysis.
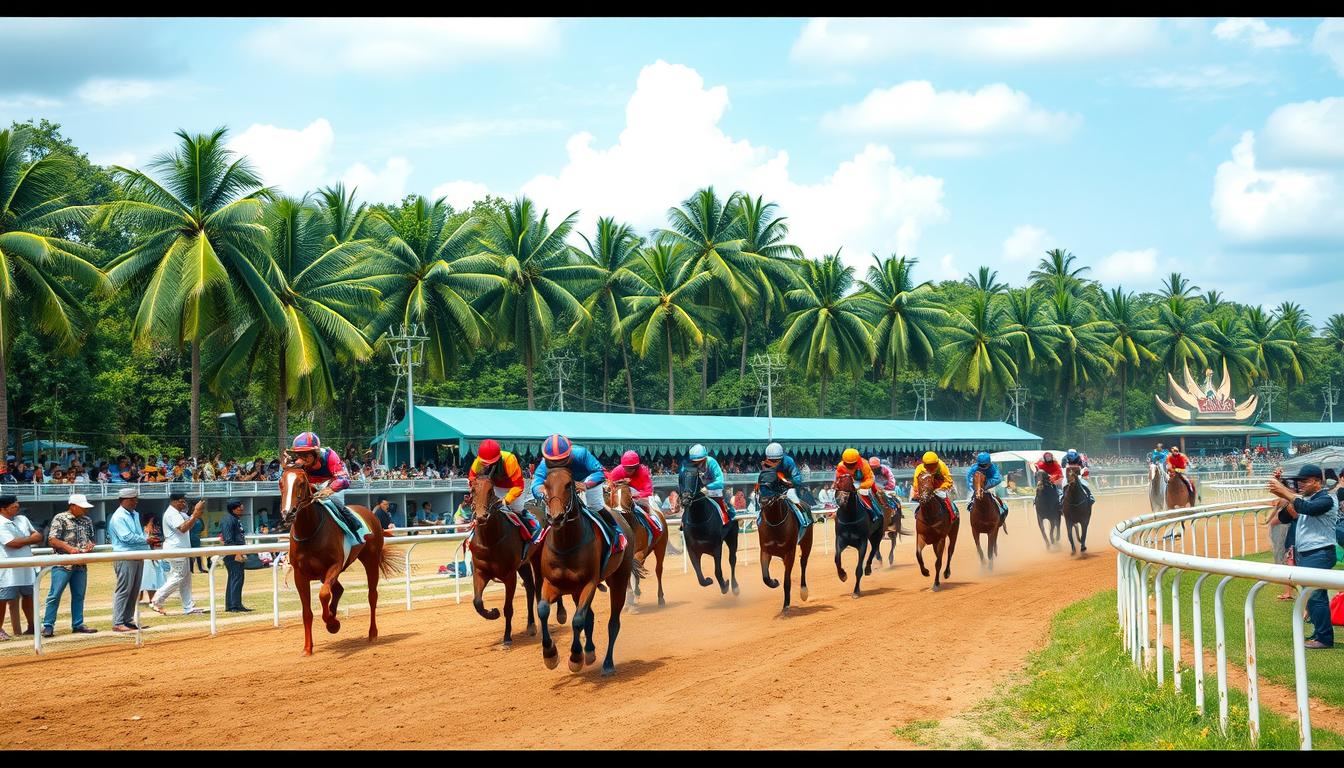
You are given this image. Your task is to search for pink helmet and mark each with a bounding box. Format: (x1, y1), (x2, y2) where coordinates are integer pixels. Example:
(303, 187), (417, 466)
(621, 450), (641, 468)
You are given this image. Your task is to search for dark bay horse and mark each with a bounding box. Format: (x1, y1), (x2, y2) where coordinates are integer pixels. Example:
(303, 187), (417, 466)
(1034, 470), (1062, 551)
(1165, 468), (1197, 510)
(913, 472), (959, 592)
(831, 473), (884, 598)
(677, 466), (740, 595)
(280, 463), (401, 656)
(968, 469), (1003, 571)
(873, 486), (908, 566)
(535, 465), (640, 676)
(755, 471), (813, 613)
(606, 481), (668, 607)
(467, 474), (537, 647)
(1062, 466), (1093, 556)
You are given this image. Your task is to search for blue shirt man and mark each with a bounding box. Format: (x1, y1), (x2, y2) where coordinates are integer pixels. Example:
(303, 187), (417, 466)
(108, 487), (149, 631)
(1270, 464), (1340, 648)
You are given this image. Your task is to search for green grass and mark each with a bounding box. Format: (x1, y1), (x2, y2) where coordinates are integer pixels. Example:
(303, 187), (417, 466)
(1164, 551), (1344, 710)
(935, 590), (1344, 749)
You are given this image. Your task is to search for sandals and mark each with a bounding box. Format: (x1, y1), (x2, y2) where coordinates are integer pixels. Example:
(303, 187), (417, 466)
(149, 604), (168, 616)
(0, 629), (10, 642)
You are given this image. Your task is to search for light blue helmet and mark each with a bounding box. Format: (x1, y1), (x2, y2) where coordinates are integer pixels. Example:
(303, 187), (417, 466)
(976, 451), (991, 465)
(765, 442), (784, 460)
(689, 444), (708, 462)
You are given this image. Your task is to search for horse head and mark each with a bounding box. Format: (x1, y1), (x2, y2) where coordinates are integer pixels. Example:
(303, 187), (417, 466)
(915, 471), (939, 501)
(542, 463), (581, 526)
(972, 468), (986, 499)
(279, 462), (314, 529)
(469, 474), (500, 524)
(1036, 470), (1054, 491)
(607, 479), (632, 512)
(1066, 465), (1082, 487)
(678, 465), (704, 502)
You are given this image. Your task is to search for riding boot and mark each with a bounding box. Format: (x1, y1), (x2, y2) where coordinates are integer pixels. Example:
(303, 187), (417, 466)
(335, 504), (363, 536)
(597, 506), (626, 555)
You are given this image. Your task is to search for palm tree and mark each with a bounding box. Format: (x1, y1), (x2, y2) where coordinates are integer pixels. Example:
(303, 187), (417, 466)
(371, 195), (504, 380)
(1047, 290), (1114, 441)
(856, 254), (944, 416)
(1098, 287), (1158, 431)
(1205, 314), (1257, 390)
(206, 196), (392, 452)
(1151, 296), (1213, 374)
(730, 194), (802, 376)
(316, 183), (380, 245)
(620, 243), (717, 413)
(962, 266), (1008, 296)
(1272, 302), (1312, 390)
(97, 127), (283, 456)
(0, 126), (110, 448)
(1158, 272), (1200, 303)
(1029, 248), (1090, 295)
(1201, 289), (1227, 314)
(478, 197), (595, 409)
(1323, 314), (1344, 357)
(939, 292), (1022, 419)
(1003, 286), (1061, 375)
(780, 253), (875, 417)
(575, 217), (644, 412)
(1241, 305), (1304, 387)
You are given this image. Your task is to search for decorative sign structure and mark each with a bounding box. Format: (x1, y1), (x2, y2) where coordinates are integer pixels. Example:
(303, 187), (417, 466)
(1155, 360), (1258, 423)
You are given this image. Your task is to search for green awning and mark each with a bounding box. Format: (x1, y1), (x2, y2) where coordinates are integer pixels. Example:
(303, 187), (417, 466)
(1262, 422), (1344, 440)
(1109, 423), (1280, 439)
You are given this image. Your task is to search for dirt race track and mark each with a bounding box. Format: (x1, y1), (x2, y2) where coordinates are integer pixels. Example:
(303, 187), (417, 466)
(2, 493), (1149, 750)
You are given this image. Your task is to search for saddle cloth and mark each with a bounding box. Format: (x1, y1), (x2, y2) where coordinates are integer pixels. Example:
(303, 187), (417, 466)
(322, 501), (372, 562)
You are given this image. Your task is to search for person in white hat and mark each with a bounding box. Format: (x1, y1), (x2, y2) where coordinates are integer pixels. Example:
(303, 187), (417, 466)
(40, 494), (99, 638)
(108, 487), (157, 632)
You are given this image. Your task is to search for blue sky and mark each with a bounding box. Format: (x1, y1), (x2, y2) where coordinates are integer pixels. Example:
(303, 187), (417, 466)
(4, 17), (1343, 320)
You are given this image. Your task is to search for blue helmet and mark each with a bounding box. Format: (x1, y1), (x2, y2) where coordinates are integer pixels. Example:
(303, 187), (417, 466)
(976, 451), (991, 465)
(1066, 449), (1079, 461)
(689, 444), (708, 462)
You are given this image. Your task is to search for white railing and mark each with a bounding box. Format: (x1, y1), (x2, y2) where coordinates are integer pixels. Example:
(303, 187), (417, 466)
(1111, 495), (1342, 750)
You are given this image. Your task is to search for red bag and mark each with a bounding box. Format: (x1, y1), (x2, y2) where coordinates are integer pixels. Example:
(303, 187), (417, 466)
(1331, 592), (1344, 626)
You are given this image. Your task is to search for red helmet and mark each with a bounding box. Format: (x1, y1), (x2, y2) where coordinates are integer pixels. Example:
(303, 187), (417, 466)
(291, 432), (320, 452)
(621, 450), (641, 468)
(478, 439), (501, 464)
(1042, 452), (1054, 462)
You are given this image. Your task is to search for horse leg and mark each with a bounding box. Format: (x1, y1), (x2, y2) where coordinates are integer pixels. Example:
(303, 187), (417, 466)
(472, 568), (499, 621)
(799, 527), (812, 602)
(519, 562), (537, 636)
(361, 550), (380, 642)
(688, 547), (713, 588)
(537, 581), (560, 670)
(1038, 515), (1050, 550)
(887, 532), (897, 566)
(319, 566), (343, 634)
(727, 525), (740, 596)
(931, 538), (945, 592)
(582, 604), (597, 666)
(988, 527), (997, 572)
(781, 548), (794, 614)
(944, 521), (959, 580)
(974, 529), (986, 569)
(834, 540), (848, 583)
(853, 538), (867, 598)
(1066, 517), (1078, 556)
(603, 567), (630, 676)
(501, 571), (517, 647)
(761, 549), (779, 590)
(297, 574), (315, 656)
(915, 535), (929, 578)
(570, 581), (599, 673)
(655, 534), (667, 607)
(1080, 517), (1090, 554)
(713, 547), (728, 594)
(555, 593), (568, 625)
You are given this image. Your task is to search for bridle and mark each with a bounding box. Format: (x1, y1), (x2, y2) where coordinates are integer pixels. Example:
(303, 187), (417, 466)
(470, 478), (512, 548)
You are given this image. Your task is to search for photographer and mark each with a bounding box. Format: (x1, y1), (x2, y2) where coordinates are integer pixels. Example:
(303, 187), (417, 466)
(149, 493), (206, 616)
(1268, 464), (1340, 650)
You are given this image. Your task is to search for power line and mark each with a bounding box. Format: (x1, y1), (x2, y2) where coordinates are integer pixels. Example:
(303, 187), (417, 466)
(912, 377), (936, 421)
(750, 352), (786, 440)
(1007, 385), (1029, 427)
(1255, 382), (1284, 422)
(1322, 379), (1340, 423)
(545, 350), (577, 412)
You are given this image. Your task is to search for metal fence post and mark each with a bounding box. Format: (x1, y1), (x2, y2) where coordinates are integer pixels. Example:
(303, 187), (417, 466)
(1244, 580), (1269, 745)
(1192, 572), (1210, 714)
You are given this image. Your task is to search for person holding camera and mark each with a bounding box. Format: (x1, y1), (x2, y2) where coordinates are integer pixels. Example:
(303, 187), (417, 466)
(149, 493), (206, 616)
(1268, 464), (1340, 649)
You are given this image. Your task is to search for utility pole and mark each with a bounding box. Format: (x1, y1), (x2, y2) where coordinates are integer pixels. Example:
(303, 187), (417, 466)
(912, 377), (936, 421)
(1007, 385), (1029, 427)
(750, 352), (786, 440)
(387, 322), (428, 469)
(545, 350), (576, 412)
(1255, 382), (1284, 423)
(1322, 379), (1340, 422)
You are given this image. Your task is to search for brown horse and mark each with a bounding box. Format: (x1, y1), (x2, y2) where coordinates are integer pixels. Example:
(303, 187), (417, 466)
(913, 472), (960, 592)
(467, 474), (538, 647)
(968, 469), (1003, 571)
(279, 463), (401, 656)
(606, 481), (668, 608)
(536, 465), (641, 676)
(1165, 468), (1197, 509)
(755, 471), (813, 613)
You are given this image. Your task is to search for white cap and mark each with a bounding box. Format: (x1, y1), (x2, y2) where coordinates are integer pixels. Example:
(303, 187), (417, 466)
(67, 493), (94, 509)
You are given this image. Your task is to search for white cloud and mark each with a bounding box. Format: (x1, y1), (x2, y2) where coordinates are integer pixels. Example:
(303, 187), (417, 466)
(1260, 97), (1344, 168)
(246, 18), (559, 75)
(933, 253), (961, 282)
(821, 81), (1079, 152)
(1212, 18), (1299, 49)
(1002, 225), (1052, 264)
(1211, 131), (1344, 248)
(0, 94), (61, 111)
(1128, 66), (1268, 92)
(1095, 248), (1160, 287)
(430, 180), (491, 211)
(792, 18), (1163, 65)
(510, 61), (947, 266)
(1311, 19), (1344, 76)
(393, 118), (565, 149)
(75, 78), (167, 106)
(342, 157), (413, 204)
(228, 119), (336, 195)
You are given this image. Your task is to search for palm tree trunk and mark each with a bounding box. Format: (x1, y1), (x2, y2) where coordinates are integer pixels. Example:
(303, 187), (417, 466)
(818, 374), (829, 417)
(700, 342), (709, 400)
(526, 351), (535, 410)
(977, 386), (986, 420)
(739, 318), (750, 377)
(666, 330), (675, 415)
(890, 365), (900, 418)
(1062, 393), (1071, 445)
(277, 347), (288, 456)
(190, 341), (201, 457)
(1119, 365), (1128, 431)
(622, 342), (636, 414)
(602, 348), (610, 412)
(0, 342), (7, 462)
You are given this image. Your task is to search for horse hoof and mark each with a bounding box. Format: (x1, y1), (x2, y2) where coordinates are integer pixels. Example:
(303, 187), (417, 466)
(931, 583), (941, 593)
(799, 586), (809, 602)
(838, 571), (848, 583)
(568, 659), (583, 673)
(658, 596), (666, 607)
(302, 647), (313, 657)
(864, 566), (872, 576)
(919, 569), (929, 577)
(527, 625), (537, 637)
(720, 583), (729, 595)
(544, 654), (559, 670)
(585, 651), (597, 665)
(325, 620), (340, 634)
(781, 605), (790, 615)
(851, 592), (860, 600)
(732, 583), (740, 596)
(601, 666), (616, 677)
(502, 639), (513, 648)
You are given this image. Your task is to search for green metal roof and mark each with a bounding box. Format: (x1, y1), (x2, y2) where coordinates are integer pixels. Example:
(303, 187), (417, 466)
(1262, 422), (1344, 440)
(1109, 423), (1280, 439)
(374, 406), (1042, 457)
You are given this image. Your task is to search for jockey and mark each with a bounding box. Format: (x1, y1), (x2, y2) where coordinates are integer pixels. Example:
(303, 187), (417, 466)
(1034, 452), (1064, 486)
(1149, 442), (1169, 468)
(1061, 448), (1095, 505)
(964, 451), (1010, 524)
(835, 448), (881, 523)
(757, 441), (813, 531)
(1165, 445), (1196, 497)
(688, 444), (732, 525)
(468, 439), (539, 538)
(869, 456), (897, 492)
(530, 434), (625, 556)
(288, 432), (362, 535)
(911, 450), (957, 520)
(606, 450), (655, 511)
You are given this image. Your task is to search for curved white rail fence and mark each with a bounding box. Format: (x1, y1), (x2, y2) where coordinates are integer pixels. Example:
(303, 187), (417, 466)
(1112, 491), (1341, 750)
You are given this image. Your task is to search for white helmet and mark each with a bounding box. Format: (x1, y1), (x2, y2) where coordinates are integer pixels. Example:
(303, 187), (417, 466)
(765, 442), (784, 460)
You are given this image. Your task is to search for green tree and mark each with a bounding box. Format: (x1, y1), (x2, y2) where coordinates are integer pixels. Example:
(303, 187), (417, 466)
(962, 265), (1008, 296)
(620, 243), (716, 413)
(1029, 248), (1090, 295)
(1047, 290), (1115, 441)
(730, 194), (801, 376)
(1098, 287), (1158, 432)
(1242, 305), (1303, 386)
(856, 254), (944, 416)
(780, 253), (875, 416)
(1157, 272), (1199, 302)
(1151, 296), (1212, 374)
(575, 217), (644, 412)
(938, 292), (1022, 419)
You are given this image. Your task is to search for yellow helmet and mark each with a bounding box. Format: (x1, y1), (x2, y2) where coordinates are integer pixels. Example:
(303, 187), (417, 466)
(841, 448), (861, 464)
(922, 451), (939, 465)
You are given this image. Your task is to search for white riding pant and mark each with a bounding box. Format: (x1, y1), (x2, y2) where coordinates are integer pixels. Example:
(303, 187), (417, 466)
(492, 486), (525, 513)
(581, 484), (606, 512)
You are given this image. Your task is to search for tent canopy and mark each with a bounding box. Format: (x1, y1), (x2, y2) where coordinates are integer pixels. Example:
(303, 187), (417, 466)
(1281, 445), (1344, 475)
(373, 406), (1043, 460)
(1263, 423), (1344, 440)
(989, 449), (1066, 466)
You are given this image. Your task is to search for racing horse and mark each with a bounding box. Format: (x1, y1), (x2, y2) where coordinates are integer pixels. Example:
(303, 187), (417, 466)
(606, 480), (668, 607)
(1165, 467), (1198, 510)
(912, 471), (960, 592)
(1062, 465), (1093, 556)
(279, 460), (401, 656)
(535, 465), (641, 676)
(466, 473), (538, 647)
(676, 466), (741, 595)
(755, 470), (813, 613)
(831, 473), (884, 598)
(872, 486), (908, 565)
(1034, 470), (1063, 551)
(1147, 463), (1167, 513)
(967, 468), (1003, 571)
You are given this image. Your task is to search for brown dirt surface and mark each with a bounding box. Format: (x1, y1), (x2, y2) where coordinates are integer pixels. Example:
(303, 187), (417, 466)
(2, 492), (1149, 749)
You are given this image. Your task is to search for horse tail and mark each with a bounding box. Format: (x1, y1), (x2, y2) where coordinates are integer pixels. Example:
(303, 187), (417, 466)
(629, 554), (649, 581)
(379, 541), (405, 579)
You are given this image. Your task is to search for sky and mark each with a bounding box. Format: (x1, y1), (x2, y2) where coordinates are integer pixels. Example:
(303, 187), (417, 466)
(3, 17), (1343, 321)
